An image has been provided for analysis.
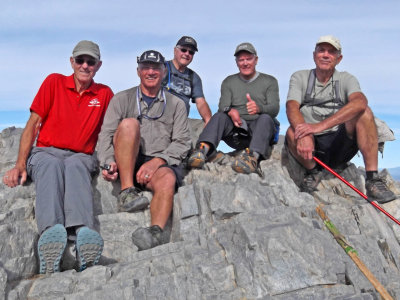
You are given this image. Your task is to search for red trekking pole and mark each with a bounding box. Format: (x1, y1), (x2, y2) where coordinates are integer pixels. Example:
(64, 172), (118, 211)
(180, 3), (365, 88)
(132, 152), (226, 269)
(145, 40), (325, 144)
(313, 156), (400, 226)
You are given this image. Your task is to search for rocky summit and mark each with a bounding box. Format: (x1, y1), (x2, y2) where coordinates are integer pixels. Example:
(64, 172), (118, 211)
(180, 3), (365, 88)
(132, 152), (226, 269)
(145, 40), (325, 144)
(1, 121), (400, 300)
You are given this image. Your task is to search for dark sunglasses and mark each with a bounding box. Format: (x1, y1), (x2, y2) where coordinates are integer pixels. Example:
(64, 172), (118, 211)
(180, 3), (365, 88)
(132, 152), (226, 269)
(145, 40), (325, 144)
(74, 57), (97, 66)
(178, 47), (195, 55)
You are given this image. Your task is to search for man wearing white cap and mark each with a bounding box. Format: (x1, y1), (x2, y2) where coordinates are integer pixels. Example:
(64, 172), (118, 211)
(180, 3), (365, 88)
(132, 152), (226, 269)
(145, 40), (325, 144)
(2, 40), (113, 273)
(285, 35), (395, 203)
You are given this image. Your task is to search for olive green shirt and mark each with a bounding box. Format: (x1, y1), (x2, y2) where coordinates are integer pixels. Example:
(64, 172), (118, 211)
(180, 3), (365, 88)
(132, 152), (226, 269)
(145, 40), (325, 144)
(218, 72), (280, 121)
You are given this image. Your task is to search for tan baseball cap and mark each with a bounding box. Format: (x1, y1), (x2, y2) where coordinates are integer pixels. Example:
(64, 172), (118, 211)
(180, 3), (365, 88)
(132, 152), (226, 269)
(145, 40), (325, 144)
(316, 35), (341, 51)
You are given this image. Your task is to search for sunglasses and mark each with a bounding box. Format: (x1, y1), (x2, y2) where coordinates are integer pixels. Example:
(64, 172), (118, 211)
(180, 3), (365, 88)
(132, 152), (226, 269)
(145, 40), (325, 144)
(178, 47), (195, 55)
(74, 57), (97, 66)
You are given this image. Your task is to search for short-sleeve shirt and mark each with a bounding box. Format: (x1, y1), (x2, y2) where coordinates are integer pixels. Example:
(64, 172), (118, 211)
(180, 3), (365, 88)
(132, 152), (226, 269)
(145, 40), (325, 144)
(286, 69), (361, 133)
(162, 60), (204, 115)
(30, 73), (114, 154)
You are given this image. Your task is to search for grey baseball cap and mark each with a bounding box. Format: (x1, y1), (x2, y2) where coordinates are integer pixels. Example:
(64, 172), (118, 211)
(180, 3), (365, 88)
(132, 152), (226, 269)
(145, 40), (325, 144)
(316, 35), (342, 51)
(234, 42), (257, 56)
(72, 40), (101, 60)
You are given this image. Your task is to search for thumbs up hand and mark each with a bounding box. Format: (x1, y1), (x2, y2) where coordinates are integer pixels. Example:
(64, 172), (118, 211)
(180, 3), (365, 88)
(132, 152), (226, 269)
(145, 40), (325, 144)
(246, 93), (259, 115)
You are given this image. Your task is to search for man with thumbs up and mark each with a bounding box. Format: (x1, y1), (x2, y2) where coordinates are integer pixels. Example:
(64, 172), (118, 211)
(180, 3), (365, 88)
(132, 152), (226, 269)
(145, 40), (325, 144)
(188, 42), (280, 175)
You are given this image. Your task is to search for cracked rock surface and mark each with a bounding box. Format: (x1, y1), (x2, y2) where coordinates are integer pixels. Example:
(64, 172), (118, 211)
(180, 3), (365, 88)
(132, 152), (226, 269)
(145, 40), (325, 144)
(1, 122), (400, 299)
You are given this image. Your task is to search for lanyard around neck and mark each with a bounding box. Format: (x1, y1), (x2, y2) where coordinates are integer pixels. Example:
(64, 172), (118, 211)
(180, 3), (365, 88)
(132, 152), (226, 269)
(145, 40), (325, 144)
(136, 88), (166, 121)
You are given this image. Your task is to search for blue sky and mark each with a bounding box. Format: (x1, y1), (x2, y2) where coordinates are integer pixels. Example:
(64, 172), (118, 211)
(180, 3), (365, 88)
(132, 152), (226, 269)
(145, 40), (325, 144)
(1, 0), (399, 168)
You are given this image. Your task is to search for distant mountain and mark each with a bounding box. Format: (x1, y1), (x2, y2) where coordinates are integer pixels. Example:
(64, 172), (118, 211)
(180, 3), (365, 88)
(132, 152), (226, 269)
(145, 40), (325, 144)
(387, 167), (400, 181)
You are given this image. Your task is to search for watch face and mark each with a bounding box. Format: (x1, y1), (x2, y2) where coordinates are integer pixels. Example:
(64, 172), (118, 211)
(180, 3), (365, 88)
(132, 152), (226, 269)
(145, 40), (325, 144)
(224, 106), (231, 112)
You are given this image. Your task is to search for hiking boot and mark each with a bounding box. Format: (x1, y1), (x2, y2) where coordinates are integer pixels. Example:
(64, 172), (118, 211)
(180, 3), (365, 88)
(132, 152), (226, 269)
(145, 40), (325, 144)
(300, 167), (323, 194)
(187, 144), (207, 169)
(366, 173), (396, 204)
(231, 148), (259, 175)
(76, 227), (104, 272)
(118, 187), (149, 213)
(37, 224), (67, 274)
(131, 225), (163, 251)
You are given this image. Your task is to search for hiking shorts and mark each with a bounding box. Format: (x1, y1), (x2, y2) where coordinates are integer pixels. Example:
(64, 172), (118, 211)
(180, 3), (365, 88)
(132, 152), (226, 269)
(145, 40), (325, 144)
(314, 124), (359, 168)
(134, 153), (184, 191)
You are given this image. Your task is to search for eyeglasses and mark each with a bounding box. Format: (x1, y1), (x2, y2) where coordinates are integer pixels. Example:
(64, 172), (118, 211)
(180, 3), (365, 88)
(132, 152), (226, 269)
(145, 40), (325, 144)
(74, 57), (97, 66)
(177, 47), (195, 55)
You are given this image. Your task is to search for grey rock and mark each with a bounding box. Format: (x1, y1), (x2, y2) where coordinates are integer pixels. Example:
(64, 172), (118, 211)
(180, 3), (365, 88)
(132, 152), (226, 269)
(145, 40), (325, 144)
(1, 124), (400, 299)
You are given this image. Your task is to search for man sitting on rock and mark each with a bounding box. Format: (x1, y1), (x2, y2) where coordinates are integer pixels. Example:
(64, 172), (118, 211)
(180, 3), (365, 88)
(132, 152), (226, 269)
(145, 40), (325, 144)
(97, 50), (191, 251)
(187, 42), (280, 175)
(2, 40), (113, 273)
(285, 35), (396, 203)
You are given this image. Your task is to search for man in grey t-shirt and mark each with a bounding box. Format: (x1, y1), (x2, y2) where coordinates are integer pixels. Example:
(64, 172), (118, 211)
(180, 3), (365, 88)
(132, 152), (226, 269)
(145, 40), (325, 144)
(286, 35), (395, 203)
(162, 36), (212, 124)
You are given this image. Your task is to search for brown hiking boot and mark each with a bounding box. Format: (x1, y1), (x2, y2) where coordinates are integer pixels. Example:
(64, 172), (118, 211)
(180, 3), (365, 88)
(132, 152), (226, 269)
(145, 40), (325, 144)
(365, 173), (396, 204)
(231, 148), (260, 175)
(300, 167), (323, 193)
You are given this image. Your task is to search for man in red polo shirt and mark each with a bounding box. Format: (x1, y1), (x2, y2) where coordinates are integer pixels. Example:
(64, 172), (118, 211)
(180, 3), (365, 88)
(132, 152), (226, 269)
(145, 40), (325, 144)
(2, 40), (113, 274)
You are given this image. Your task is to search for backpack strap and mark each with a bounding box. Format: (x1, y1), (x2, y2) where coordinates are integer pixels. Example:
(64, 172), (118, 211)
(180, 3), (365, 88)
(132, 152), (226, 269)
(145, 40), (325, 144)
(163, 61), (195, 98)
(300, 69), (344, 109)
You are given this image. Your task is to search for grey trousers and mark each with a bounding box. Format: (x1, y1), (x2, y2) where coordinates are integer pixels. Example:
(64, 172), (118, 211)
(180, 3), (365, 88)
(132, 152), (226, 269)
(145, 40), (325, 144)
(197, 112), (275, 158)
(27, 147), (97, 235)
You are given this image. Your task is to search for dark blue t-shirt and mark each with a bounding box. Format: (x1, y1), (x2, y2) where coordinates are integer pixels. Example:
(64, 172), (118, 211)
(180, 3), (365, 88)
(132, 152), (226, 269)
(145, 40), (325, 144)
(162, 60), (204, 115)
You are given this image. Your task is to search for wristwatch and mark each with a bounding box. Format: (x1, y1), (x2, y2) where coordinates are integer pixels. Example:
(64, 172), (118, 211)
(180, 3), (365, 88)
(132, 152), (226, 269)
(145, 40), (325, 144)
(223, 106), (232, 113)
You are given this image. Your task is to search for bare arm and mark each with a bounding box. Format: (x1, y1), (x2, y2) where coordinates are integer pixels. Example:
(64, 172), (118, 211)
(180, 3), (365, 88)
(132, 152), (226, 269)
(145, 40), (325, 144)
(195, 97), (212, 125)
(3, 112), (42, 187)
(286, 100), (314, 160)
(286, 100), (306, 129)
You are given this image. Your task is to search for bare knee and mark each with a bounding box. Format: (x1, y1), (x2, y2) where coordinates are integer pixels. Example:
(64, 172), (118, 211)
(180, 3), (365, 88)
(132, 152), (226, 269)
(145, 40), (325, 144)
(150, 168), (176, 193)
(285, 127), (296, 150)
(114, 118), (140, 142)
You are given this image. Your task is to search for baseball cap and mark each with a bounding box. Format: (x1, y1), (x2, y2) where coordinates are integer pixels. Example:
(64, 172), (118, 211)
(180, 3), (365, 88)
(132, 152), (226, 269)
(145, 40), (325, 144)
(234, 42), (257, 56)
(176, 36), (198, 52)
(316, 35), (342, 51)
(137, 50), (165, 64)
(72, 40), (101, 60)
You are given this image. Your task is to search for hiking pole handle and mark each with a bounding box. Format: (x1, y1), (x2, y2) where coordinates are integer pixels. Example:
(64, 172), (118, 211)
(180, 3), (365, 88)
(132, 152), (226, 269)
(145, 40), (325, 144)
(313, 156), (400, 227)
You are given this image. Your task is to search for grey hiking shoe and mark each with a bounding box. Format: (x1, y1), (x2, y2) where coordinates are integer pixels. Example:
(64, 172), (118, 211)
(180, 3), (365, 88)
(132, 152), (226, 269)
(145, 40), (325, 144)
(366, 173), (396, 204)
(300, 168), (323, 193)
(131, 225), (163, 251)
(118, 187), (149, 213)
(37, 224), (67, 274)
(76, 227), (104, 272)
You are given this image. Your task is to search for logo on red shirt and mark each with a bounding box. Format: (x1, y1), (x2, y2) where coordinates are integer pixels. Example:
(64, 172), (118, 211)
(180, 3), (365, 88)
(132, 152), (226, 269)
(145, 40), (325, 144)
(88, 98), (101, 107)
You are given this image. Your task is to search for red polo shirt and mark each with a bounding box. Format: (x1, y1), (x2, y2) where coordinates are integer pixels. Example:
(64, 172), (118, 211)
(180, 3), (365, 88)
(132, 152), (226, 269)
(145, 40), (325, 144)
(30, 73), (113, 154)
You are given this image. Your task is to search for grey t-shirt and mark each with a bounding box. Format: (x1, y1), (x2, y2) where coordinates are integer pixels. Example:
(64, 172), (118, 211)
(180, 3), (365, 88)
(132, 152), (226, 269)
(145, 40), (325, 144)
(162, 60), (204, 115)
(286, 69), (362, 133)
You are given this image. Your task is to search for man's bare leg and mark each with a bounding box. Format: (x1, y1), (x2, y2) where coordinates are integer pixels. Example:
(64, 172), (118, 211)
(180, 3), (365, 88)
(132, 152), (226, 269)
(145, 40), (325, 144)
(113, 118), (140, 190)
